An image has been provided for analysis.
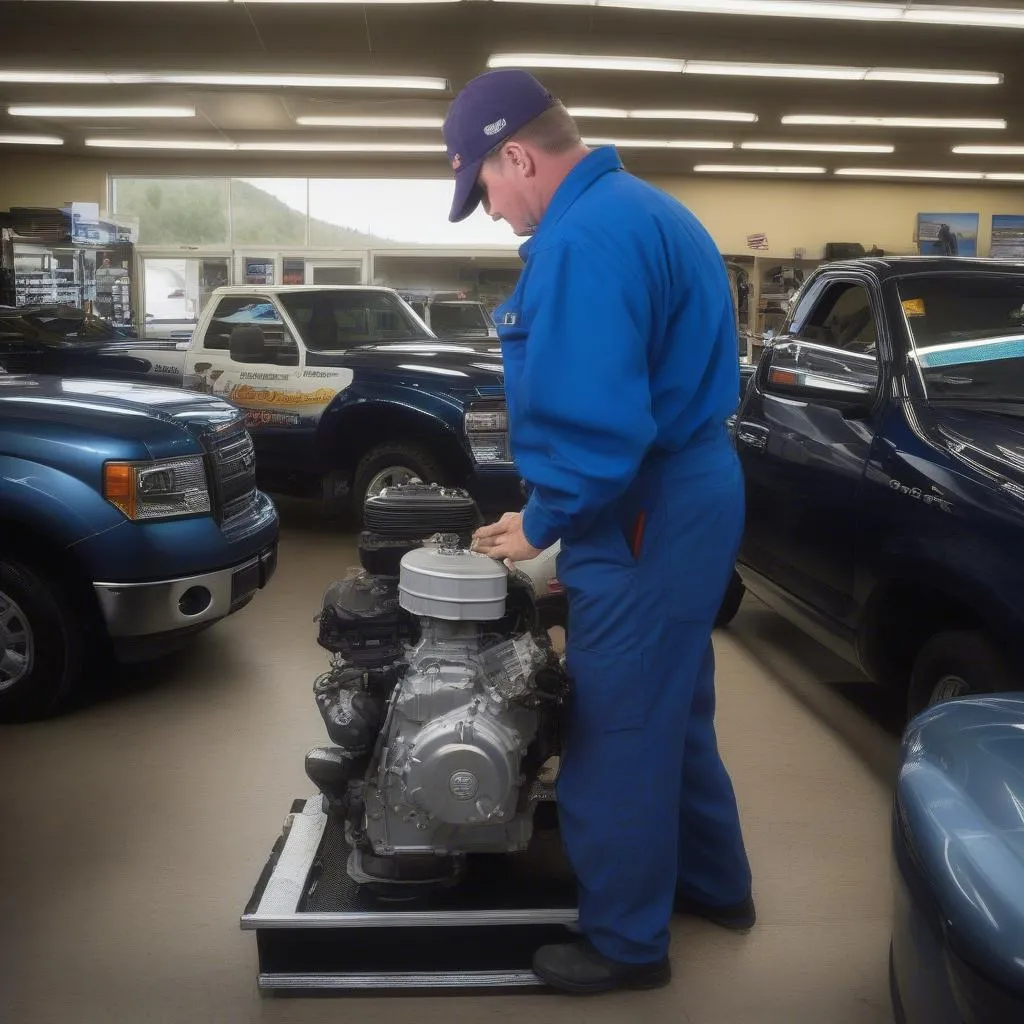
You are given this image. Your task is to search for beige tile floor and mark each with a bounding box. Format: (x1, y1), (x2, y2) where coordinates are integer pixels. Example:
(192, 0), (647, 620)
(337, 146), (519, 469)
(0, 505), (899, 1024)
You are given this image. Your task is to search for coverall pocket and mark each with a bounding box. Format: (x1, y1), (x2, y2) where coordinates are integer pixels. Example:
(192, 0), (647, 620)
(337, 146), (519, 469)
(565, 644), (648, 733)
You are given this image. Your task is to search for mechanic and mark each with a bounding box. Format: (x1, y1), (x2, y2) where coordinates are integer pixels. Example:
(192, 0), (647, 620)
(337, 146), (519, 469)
(443, 69), (754, 996)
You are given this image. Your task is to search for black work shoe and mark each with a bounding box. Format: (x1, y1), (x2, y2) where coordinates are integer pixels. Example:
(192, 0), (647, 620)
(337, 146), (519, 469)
(674, 892), (756, 931)
(533, 940), (671, 995)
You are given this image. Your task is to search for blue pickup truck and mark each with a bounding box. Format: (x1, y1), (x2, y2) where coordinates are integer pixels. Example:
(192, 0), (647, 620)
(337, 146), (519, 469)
(0, 370), (278, 722)
(0, 288), (520, 519)
(733, 257), (1024, 717)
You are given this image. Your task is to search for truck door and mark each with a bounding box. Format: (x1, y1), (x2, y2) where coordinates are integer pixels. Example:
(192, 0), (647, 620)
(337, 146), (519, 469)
(736, 276), (883, 626)
(185, 294), (308, 477)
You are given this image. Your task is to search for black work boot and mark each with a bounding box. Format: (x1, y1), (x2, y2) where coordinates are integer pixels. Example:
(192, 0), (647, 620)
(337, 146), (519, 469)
(673, 892), (756, 931)
(532, 940), (671, 995)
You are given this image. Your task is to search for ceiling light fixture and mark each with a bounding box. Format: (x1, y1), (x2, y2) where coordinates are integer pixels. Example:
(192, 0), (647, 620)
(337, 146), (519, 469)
(782, 114), (1007, 130)
(584, 137), (734, 148)
(85, 138), (238, 150)
(834, 167), (985, 179)
(487, 54), (1001, 85)
(495, 0), (1024, 31)
(741, 141), (894, 153)
(8, 104), (196, 118)
(952, 145), (1024, 155)
(569, 106), (758, 122)
(488, 54), (686, 73)
(986, 173), (1024, 181)
(0, 70), (447, 90)
(694, 164), (826, 173)
(237, 141), (447, 152)
(0, 134), (63, 145)
(295, 115), (445, 127)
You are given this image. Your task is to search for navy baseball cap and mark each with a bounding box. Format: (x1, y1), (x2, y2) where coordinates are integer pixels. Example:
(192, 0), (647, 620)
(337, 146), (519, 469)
(443, 69), (557, 223)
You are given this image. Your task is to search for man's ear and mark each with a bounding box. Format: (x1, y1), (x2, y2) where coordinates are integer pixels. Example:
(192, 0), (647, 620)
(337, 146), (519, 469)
(504, 141), (536, 178)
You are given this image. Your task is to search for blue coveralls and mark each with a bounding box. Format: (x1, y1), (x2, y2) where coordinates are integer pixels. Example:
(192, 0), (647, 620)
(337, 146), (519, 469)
(494, 146), (751, 965)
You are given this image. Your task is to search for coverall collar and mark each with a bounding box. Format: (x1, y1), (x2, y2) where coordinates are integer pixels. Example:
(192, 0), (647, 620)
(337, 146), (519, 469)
(519, 145), (624, 260)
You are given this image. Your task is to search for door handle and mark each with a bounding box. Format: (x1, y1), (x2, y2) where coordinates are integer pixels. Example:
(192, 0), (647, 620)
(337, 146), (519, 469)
(736, 421), (769, 450)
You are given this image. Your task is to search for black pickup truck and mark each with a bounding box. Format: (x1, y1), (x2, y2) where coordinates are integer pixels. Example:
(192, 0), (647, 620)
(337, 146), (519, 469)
(733, 257), (1024, 717)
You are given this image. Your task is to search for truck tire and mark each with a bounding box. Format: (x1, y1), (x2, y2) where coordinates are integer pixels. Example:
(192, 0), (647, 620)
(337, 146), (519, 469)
(352, 442), (449, 519)
(907, 630), (1015, 720)
(715, 570), (746, 629)
(0, 559), (85, 723)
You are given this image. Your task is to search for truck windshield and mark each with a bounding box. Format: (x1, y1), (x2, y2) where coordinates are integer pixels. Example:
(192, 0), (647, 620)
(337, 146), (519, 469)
(430, 303), (492, 334)
(278, 290), (433, 351)
(900, 275), (1024, 402)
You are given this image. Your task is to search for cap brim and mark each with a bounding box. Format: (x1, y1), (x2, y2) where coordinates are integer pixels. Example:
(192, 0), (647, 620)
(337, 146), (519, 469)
(449, 160), (484, 223)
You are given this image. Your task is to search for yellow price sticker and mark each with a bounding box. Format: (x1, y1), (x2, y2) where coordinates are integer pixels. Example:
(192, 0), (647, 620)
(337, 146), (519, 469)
(902, 298), (926, 317)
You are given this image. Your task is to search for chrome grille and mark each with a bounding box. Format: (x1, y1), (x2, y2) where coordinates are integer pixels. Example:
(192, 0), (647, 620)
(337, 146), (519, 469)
(209, 423), (258, 525)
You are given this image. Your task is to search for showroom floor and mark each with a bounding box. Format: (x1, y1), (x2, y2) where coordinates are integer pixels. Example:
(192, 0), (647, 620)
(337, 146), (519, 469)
(0, 502), (900, 1024)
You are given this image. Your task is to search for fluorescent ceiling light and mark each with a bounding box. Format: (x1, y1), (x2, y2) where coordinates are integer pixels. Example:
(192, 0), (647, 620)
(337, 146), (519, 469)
(85, 138), (238, 150)
(9, 104), (196, 118)
(569, 106), (758, 122)
(987, 173), (1024, 181)
(0, 70), (447, 90)
(952, 145), (1024, 155)
(496, 0), (1024, 31)
(0, 134), (63, 145)
(585, 137), (733, 148)
(296, 115), (444, 128)
(488, 54), (686, 73)
(782, 114), (1007, 130)
(834, 167), (985, 179)
(864, 68), (1000, 85)
(686, 61), (864, 80)
(238, 141), (446, 152)
(85, 138), (446, 153)
(488, 54), (1001, 85)
(742, 140), (894, 153)
(694, 164), (826, 173)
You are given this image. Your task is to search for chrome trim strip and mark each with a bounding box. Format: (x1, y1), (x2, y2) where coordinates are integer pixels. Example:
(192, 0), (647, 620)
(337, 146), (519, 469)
(257, 971), (542, 990)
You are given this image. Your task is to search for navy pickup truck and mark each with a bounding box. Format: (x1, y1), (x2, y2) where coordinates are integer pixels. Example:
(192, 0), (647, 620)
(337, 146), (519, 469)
(0, 288), (520, 518)
(0, 371), (278, 722)
(733, 257), (1024, 717)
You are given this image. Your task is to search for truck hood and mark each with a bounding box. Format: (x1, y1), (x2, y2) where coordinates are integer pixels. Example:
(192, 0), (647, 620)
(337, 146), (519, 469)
(308, 340), (504, 389)
(0, 373), (241, 461)
(920, 401), (1024, 487)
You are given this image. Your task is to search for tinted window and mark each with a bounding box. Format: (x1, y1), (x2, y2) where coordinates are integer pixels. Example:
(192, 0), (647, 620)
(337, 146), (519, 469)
(202, 296), (298, 364)
(12, 308), (127, 343)
(797, 283), (877, 354)
(900, 275), (1024, 402)
(431, 303), (491, 334)
(278, 290), (431, 352)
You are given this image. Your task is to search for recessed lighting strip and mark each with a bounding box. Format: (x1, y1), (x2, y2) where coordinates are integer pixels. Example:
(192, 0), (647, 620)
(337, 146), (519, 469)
(782, 114), (1006, 129)
(493, 0), (1024, 31)
(570, 107), (759, 122)
(584, 137), (734, 148)
(952, 145), (1024, 155)
(296, 115), (445, 127)
(742, 141), (893, 153)
(488, 54), (1001, 85)
(0, 134), (63, 145)
(9, 104), (197, 118)
(0, 71), (447, 90)
(694, 164), (826, 173)
(84, 138), (447, 152)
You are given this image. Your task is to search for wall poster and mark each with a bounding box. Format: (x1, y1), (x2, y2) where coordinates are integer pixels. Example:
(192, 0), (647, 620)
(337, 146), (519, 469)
(916, 213), (979, 257)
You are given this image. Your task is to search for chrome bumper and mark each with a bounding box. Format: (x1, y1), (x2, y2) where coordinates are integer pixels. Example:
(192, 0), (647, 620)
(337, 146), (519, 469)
(94, 544), (277, 638)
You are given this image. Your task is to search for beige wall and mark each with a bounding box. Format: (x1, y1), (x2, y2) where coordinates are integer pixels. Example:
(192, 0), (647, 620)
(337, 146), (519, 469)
(2, 152), (1023, 259)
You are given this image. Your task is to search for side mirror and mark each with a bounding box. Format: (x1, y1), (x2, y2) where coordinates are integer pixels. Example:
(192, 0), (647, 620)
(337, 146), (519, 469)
(764, 341), (878, 403)
(229, 324), (267, 363)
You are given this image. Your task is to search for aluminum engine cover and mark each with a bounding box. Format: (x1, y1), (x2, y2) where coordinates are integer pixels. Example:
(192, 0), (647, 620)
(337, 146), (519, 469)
(399, 543), (507, 621)
(400, 708), (524, 826)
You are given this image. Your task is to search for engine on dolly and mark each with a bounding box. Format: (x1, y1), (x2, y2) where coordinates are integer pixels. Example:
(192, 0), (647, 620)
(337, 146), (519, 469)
(305, 482), (568, 889)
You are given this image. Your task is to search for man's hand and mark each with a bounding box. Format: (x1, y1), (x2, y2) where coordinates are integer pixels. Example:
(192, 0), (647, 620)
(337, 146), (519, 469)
(471, 511), (542, 564)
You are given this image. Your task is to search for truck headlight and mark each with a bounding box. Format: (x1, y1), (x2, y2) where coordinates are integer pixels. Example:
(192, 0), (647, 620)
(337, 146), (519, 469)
(465, 404), (512, 465)
(104, 456), (211, 520)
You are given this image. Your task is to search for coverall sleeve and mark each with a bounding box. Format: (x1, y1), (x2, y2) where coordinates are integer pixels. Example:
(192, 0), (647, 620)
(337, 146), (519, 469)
(518, 241), (659, 550)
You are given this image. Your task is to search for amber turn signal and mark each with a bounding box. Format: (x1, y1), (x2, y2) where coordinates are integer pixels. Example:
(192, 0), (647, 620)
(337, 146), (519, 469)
(103, 462), (137, 518)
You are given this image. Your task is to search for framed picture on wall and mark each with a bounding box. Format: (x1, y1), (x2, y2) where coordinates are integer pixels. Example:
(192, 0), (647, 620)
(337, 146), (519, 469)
(991, 215), (1024, 260)
(916, 213), (979, 257)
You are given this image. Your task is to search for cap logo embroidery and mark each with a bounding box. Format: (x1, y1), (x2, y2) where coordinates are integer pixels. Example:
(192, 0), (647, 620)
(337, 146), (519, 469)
(484, 118), (507, 137)
(451, 153), (462, 170)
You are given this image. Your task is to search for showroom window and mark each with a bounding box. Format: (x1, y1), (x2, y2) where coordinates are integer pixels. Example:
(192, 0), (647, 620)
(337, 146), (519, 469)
(111, 178), (230, 246)
(231, 179), (308, 247)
